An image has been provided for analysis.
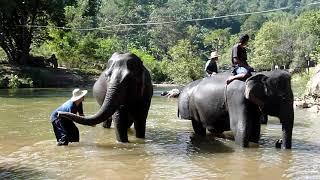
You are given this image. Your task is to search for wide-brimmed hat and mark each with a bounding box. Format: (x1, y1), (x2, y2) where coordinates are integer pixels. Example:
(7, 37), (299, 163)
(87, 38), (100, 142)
(70, 88), (88, 102)
(209, 51), (219, 59)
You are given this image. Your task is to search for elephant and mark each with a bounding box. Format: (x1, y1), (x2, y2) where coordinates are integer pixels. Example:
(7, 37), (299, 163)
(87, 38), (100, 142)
(59, 52), (153, 143)
(178, 70), (294, 149)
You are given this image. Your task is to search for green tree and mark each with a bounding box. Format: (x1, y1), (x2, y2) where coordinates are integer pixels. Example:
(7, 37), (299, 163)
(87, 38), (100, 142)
(130, 48), (169, 82)
(204, 28), (231, 53)
(0, 0), (70, 64)
(240, 15), (267, 38)
(167, 39), (204, 84)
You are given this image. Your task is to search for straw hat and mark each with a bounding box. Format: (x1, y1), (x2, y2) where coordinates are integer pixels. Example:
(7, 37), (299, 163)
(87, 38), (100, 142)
(209, 51), (219, 59)
(70, 88), (88, 102)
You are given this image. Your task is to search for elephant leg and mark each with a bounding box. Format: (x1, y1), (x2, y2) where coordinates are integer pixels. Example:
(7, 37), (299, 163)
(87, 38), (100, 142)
(127, 119), (134, 129)
(249, 117), (261, 143)
(232, 113), (250, 147)
(133, 114), (147, 139)
(113, 106), (129, 143)
(102, 117), (112, 128)
(133, 104), (149, 139)
(260, 114), (268, 124)
(235, 122), (250, 147)
(248, 106), (262, 143)
(192, 120), (206, 136)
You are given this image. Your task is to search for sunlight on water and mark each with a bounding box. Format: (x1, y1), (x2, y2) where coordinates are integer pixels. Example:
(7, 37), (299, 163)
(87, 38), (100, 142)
(0, 88), (319, 179)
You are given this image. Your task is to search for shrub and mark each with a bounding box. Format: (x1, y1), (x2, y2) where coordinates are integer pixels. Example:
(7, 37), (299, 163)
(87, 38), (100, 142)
(0, 74), (34, 89)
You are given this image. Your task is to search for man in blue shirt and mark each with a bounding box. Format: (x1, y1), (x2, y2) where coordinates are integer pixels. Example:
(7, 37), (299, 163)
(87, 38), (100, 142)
(50, 88), (87, 146)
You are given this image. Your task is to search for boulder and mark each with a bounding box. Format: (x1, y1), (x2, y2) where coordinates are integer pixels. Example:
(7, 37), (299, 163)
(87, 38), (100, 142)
(307, 67), (320, 99)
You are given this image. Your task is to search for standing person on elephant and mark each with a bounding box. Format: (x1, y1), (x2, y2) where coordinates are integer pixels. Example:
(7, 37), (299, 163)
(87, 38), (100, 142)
(205, 51), (219, 76)
(226, 34), (254, 84)
(50, 88), (88, 146)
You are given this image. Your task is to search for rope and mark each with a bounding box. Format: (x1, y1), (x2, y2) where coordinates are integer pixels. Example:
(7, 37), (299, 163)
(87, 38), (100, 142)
(15, 1), (320, 31)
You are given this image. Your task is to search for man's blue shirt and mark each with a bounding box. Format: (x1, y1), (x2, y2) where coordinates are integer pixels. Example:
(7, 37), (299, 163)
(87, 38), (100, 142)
(50, 100), (83, 122)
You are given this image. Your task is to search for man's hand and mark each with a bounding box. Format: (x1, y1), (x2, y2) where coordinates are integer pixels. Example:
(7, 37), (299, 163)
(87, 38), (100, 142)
(226, 76), (235, 84)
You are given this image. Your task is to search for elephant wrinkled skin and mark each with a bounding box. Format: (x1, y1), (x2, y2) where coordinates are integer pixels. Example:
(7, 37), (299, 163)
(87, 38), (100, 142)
(59, 52), (153, 143)
(178, 70), (294, 149)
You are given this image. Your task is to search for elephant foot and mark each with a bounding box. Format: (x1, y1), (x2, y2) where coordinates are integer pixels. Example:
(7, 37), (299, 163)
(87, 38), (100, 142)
(134, 120), (146, 139)
(208, 129), (226, 139)
(115, 129), (129, 143)
(249, 142), (259, 148)
(135, 130), (145, 139)
(117, 139), (129, 143)
(275, 139), (283, 148)
(260, 114), (268, 124)
(192, 120), (206, 136)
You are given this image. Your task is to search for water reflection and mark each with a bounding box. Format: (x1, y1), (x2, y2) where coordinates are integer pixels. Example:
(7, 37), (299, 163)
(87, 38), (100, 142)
(0, 89), (319, 179)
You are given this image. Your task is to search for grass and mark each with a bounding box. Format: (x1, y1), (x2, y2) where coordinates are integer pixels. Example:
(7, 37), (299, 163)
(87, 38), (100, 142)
(291, 68), (316, 98)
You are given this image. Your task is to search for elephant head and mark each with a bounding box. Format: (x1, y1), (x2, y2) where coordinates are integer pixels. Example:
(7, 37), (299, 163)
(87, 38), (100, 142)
(244, 70), (294, 149)
(59, 52), (147, 126)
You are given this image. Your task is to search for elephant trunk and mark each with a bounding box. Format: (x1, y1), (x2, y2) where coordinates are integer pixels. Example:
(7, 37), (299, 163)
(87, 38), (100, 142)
(280, 104), (294, 149)
(59, 84), (119, 126)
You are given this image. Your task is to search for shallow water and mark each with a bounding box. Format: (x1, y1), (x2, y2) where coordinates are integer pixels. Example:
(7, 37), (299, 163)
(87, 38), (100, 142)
(0, 88), (319, 179)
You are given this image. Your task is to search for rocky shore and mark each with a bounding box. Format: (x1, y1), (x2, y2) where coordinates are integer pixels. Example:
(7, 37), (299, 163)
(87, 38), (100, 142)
(294, 68), (320, 113)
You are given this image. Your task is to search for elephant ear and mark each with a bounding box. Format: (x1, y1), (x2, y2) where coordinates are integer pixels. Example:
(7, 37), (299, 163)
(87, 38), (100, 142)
(245, 74), (268, 106)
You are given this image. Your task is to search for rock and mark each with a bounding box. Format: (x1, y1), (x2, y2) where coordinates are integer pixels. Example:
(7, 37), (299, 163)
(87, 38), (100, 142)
(308, 105), (319, 113)
(295, 101), (307, 108)
(161, 88), (180, 98)
(308, 71), (320, 98)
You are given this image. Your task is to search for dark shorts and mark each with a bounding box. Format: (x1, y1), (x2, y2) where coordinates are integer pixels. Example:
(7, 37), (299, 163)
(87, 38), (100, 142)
(52, 118), (79, 143)
(232, 66), (252, 76)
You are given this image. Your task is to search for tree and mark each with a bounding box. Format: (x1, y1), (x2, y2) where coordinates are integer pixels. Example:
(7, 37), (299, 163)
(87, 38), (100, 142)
(251, 20), (295, 70)
(204, 28), (231, 53)
(0, 0), (70, 65)
(167, 39), (204, 84)
(240, 15), (267, 38)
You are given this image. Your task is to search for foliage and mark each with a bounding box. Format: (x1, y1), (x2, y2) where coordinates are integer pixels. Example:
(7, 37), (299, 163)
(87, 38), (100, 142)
(251, 19), (295, 70)
(1, 0), (320, 87)
(130, 48), (169, 83)
(0, 74), (33, 89)
(296, 11), (320, 63)
(291, 70), (315, 97)
(0, 0), (69, 64)
(166, 39), (204, 84)
(95, 36), (124, 67)
(204, 28), (231, 53)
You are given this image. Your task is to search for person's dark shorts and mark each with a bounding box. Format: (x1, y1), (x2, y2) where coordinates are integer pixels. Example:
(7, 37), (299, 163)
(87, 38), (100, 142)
(52, 118), (79, 143)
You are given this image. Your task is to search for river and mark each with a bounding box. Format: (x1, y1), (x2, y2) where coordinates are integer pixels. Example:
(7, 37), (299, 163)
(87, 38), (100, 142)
(0, 88), (319, 179)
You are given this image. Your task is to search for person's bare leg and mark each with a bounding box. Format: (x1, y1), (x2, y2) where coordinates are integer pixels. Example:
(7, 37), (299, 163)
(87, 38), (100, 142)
(226, 73), (247, 84)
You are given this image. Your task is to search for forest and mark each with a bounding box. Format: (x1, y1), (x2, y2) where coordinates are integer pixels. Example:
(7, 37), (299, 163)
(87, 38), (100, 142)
(1, 0), (320, 85)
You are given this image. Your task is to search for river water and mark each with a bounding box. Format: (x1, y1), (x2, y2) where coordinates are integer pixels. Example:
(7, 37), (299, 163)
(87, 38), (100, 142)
(0, 88), (319, 179)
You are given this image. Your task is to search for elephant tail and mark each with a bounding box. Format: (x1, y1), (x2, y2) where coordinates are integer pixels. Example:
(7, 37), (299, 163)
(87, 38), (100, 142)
(223, 83), (228, 110)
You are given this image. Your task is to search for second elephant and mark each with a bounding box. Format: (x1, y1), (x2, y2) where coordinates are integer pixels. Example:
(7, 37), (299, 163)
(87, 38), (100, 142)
(59, 52), (153, 143)
(178, 70), (294, 149)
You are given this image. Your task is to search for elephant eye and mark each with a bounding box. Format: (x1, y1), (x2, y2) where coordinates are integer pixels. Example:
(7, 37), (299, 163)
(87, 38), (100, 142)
(104, 70), (112, 78)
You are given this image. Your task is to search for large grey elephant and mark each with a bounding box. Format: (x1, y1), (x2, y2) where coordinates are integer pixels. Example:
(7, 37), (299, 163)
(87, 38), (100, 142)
(178, 70), (294, 149)
(59, 52), (153, 143)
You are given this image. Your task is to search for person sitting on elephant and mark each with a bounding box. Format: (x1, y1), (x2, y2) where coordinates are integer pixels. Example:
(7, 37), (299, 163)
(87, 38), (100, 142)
(205, 51), (219, 76)
(226, 34), (254, 84)
(50, 88), (88, 146)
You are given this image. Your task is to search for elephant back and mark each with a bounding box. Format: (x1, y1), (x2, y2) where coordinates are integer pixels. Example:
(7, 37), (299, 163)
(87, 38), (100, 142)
(93, 71), (108, 106)
(178, 79), (202, 119)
